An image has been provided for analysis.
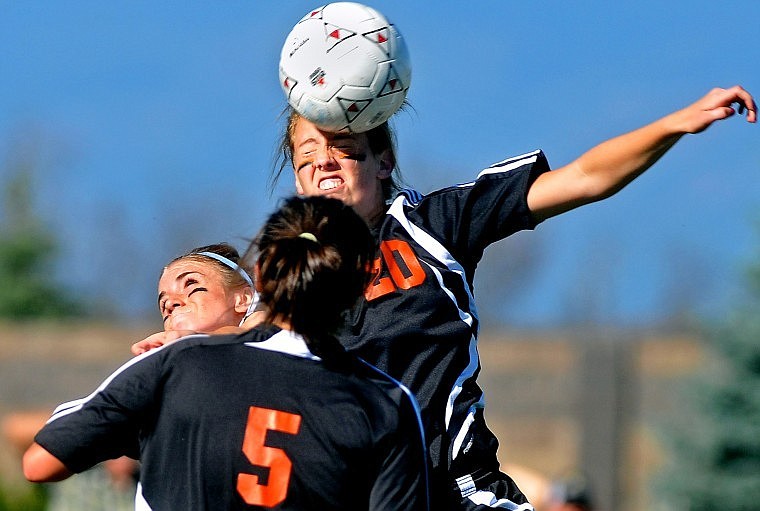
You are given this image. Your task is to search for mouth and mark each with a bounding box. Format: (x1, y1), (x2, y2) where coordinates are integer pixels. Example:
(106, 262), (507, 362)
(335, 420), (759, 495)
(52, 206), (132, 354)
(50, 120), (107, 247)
(166, 310), (191, 328)
(318, 177), (344, 191)
(170, 308), (191, 320)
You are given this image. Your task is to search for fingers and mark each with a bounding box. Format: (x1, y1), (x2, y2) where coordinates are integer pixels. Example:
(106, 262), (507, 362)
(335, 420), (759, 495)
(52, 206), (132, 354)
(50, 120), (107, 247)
(131, 330), (196, 356)
(683, 85), (757, 133)
(722, 85), (756, 123)
(131, 339), (162, 356)
(131, 332), (168, 355)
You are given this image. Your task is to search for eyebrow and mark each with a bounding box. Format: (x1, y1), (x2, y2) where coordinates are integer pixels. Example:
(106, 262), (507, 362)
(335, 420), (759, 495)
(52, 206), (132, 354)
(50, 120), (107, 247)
(296, 137), (318, 152)
(157, 271), (203, 307)
(296, 133), (359, 151)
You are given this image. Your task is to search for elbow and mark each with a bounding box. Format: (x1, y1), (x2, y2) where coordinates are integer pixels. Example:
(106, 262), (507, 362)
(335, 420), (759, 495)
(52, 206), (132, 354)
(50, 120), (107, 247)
(23, 468), (44, 483)
(22, 449), (47, 482)
(22, 443), (71, 483)
(22, 454), (45, 483)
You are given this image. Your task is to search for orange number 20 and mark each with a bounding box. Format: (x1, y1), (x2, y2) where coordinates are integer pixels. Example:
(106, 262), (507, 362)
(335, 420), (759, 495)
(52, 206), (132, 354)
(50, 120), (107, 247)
(237, 406), (302, 507)
(366, 239), (426, 301)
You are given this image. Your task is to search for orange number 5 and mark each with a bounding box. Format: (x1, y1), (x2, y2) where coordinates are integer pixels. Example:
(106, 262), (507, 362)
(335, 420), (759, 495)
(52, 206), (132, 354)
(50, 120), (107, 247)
(237, 406), (302, 507)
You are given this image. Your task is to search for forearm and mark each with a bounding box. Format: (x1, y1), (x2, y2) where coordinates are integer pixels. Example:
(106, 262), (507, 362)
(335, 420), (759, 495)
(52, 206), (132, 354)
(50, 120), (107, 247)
(528, 114), (687, 221)
(572, 112), (685, 199)
(577, 84), (756, 196)
(528, 85), (755, 221)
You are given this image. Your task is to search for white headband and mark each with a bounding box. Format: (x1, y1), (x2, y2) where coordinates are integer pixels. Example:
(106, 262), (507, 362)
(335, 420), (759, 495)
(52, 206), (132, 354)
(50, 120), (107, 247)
(197, 251), (254, 289)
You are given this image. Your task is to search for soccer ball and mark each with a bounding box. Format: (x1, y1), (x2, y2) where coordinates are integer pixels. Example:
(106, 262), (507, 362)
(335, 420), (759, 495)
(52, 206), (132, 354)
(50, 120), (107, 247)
(279, 2), (411, 133)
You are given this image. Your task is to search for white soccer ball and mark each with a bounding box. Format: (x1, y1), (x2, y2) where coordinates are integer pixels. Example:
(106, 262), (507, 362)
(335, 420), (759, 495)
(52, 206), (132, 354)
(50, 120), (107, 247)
(279, 2), (411, 133)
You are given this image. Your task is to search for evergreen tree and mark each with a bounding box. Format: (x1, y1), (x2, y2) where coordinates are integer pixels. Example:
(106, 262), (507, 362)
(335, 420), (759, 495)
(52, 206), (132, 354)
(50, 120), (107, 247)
(0, 155), (83, 319)
(653, 226), (760, 510)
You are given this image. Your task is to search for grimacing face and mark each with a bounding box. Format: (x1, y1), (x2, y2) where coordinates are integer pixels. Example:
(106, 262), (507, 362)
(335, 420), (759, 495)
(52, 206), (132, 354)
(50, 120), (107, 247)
(157, 259), (248, 333)
(291, 116), (392, 226)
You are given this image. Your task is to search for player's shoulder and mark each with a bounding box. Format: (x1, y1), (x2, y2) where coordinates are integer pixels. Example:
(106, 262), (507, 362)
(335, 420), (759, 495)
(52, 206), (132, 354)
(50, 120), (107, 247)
(160, 325), (277, 356)
(389, 149), (548, 208)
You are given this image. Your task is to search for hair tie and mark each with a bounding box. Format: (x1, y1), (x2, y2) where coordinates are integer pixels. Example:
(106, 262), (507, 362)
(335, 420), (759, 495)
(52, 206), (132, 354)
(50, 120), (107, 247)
(298, 232), (318, 243)
(197, 251), (254, 289)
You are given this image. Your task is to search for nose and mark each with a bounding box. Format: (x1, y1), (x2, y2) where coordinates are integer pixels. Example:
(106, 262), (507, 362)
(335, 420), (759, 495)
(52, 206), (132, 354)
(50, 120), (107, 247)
(312, 146), (339, 171)
(163, 294), (185, 316)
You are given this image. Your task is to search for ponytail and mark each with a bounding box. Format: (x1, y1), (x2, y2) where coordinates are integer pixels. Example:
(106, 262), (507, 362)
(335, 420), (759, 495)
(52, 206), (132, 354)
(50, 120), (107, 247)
(247, 196), (374, 356)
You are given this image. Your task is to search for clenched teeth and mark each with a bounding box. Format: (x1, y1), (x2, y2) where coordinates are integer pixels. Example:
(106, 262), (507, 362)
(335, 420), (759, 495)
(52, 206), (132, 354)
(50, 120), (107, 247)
(319, 178), (343, 190)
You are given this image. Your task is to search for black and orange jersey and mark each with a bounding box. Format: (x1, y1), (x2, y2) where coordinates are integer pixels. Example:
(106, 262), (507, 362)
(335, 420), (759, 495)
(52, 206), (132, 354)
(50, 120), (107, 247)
(338, 150), (550, 504)
(35, 325), (429, 511)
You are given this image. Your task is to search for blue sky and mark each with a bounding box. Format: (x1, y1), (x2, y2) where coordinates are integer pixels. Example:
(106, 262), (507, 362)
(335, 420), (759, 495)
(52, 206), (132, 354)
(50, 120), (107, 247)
(1, 1), (758, 327)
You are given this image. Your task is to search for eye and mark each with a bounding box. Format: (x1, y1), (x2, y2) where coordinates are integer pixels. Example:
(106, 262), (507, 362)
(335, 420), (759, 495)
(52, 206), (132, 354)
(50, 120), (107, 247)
(296, 157), (314, 172)
(332, 143), (366, 161)
(181, 276), (208, 297)
(294, 147), (316, 171)
(332, 146), (352, 158)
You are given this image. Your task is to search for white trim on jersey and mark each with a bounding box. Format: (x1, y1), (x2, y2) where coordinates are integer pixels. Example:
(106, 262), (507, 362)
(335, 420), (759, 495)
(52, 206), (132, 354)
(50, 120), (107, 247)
(244, 329), (320, 361)
(451, 151), (540, 190)
(135, 482), (152, 510)
(387, 194), (483, 460)
(459, 468), (535, 509)
(456, 473), (477, 497)
(398, 188), (423, 205)
(450, 338), (485, 460)
(424, 261), (485, 458)
(47, 334), (211, 424)
(392, 151), (538, 462)
(467, 490), (535, 511)
(480, 150), (541, 177)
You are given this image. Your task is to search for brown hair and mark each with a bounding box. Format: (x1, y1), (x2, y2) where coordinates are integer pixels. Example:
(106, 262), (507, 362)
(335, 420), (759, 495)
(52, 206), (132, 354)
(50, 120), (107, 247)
(245, 196), (374, 356)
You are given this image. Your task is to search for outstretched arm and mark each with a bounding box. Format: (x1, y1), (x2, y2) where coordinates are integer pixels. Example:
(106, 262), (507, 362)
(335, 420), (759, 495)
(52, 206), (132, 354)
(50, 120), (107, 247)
(527, 85), (756, 222)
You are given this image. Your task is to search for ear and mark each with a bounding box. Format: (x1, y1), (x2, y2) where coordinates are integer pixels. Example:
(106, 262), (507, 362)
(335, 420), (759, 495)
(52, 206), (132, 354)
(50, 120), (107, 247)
(376, 149), (394, 180)
(234, 286), (254, 314)
(294, 172), (305, 195)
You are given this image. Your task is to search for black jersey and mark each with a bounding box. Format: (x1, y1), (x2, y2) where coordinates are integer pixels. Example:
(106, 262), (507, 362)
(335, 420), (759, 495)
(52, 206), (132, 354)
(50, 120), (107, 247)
(338, 150), (550, 504)
(35, 325), (429, 511)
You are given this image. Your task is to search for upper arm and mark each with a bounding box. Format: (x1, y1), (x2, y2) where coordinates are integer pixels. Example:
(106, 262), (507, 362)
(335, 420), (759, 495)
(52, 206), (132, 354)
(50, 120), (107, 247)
(23, 442), (73, 483)
(30, 353), (164, 474)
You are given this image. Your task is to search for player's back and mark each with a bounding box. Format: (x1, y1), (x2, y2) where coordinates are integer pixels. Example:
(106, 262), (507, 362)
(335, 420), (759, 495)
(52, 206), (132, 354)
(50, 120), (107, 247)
(139, 324), (428, 511)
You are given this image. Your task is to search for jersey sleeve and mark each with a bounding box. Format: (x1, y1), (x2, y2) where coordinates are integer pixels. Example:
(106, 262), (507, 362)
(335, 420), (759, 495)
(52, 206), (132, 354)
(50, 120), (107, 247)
(369, 386), (430, 511)
(405, 150), (550, 269)
(34, 349), (166, 474)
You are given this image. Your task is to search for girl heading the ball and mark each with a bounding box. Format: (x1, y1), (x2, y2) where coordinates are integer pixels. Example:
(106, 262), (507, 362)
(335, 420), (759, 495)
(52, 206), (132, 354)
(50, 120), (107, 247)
(272, 68), (755, 511)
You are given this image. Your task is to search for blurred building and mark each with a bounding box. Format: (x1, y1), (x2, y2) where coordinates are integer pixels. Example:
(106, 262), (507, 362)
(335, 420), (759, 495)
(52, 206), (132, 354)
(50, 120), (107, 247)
(0, 322), (704, 511)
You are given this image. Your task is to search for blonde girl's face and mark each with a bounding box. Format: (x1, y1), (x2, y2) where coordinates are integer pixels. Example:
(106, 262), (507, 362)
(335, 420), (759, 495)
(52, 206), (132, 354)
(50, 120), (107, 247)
(157, 259), (249, 333)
